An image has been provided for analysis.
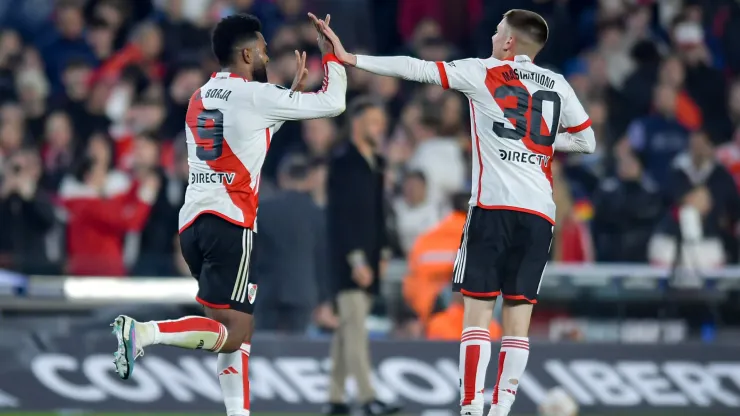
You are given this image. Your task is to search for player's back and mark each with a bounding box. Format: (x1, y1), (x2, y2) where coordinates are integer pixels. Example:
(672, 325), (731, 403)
(178, 56), (347, 233)
(442, 55), (590, 225)
(179, 72), (276, 233)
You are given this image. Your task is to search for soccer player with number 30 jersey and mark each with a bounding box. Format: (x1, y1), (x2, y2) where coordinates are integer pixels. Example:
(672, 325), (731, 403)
(110, 12), (346, 416)
(315, 9), (595, 416)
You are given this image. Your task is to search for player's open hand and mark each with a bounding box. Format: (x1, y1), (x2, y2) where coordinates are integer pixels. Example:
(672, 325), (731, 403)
(307, 13), (333, 56)
(314, 17), (355, 66)
(290, 50), (309, 92)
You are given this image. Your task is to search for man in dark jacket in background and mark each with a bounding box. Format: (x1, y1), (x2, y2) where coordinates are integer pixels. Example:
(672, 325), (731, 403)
(666, 130), (740, 263)
(325, 97), (399, 416)
(592, 150), (663, 262)
(252, 155), (330, 333)
(131, 134), (181, 276)
(0, 148), (57, 274)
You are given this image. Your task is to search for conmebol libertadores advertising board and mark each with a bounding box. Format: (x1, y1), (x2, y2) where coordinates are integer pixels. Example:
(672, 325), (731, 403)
(0, 333), (738, 414)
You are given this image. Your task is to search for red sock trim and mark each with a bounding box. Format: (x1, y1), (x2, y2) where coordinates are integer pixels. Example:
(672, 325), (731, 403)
(461, 329), (490, 343)
(212, 323), (227, 351)
(493, 351), (506, 405)
(462, 344), (480, 406)
(501, 338), (529, 350)
(462, 335), (490, 342)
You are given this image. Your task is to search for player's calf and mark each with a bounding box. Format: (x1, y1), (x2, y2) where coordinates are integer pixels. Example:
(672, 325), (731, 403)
(488, 299), (534, 416)
(111, 311), (253, 380)
(137, 315), (230, 350)
(137, 311), (252, 353)
(218, 342), (252, 416)
(459, 296), (496, 416)
(112, 315), (231, 379)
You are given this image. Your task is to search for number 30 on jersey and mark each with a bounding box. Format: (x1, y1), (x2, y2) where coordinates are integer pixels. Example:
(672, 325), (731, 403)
(492, 86), (561, 147)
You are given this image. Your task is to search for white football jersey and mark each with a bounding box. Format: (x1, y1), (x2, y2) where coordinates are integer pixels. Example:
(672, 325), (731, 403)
(178, 55), (347, 232)
(356, 54), (590, 225)
(438, 56), (590, 224)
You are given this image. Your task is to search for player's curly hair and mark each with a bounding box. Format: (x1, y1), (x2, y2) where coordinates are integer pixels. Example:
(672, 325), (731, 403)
(211, 14), (263, 67)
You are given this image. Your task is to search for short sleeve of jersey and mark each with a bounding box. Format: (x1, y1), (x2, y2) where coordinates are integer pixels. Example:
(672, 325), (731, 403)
(435, 58), (482, 94)
(560, 82), (592, 133)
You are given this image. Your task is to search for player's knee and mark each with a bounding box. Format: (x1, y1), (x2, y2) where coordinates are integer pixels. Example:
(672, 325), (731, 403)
(219, 339), (242, 353)
(207, 310), (254, 353)
(462, 295), (496, 328)
(220, 326), (251, 353)
(501, 298), (533, 337)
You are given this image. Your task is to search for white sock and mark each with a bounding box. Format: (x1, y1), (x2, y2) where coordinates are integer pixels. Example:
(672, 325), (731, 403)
(459, 327), (491, 416)
(218, 343), (251, 416)
(491, 337), (529, 413)
(137, 316), (227, 352)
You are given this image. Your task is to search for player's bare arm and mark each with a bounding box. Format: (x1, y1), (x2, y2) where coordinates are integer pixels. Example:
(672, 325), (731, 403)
(316, 18), (448, 86)
(256, 13), (346, 122)
(288, 14), (333, 93)
(289, 11), (332, 92)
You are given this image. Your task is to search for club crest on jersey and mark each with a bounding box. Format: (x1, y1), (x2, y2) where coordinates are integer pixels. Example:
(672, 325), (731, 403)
(190, 172), (236, 185)
(247, 283), (258, 304)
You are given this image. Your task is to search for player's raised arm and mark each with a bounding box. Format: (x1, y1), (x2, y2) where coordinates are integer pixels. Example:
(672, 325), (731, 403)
(258, 55), (347, 121)
(316, 18), (479, 94)
(553, 82), (596, 154)
(259, 13), (347, 122)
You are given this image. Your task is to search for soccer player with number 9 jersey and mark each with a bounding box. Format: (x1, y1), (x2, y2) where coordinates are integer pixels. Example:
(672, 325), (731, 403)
(315, 9), (595, 416)
(109, 12), (346, 416)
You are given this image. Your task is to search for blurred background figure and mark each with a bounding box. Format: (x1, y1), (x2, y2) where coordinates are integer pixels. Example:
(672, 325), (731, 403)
(326, 97), (399, 415)
(403, 192), (468, 326)
(426, 292), (502, 341)
(253, 154), (332, 334)
(59, 133), (157, 276)
(130, 133), (180, 276)
(0, 148), (57, 274)
(406, 109), (465, 209)
(649, 129), (740, 268)
(551, 161), (594, 264)
(592, 151), (663, 262)
(626, 84), (689, 184)
(392, 170), (440, 256)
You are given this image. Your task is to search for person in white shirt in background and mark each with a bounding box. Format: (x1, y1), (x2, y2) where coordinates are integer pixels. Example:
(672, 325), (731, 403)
(393, 170), (442, 255)
(406, 113), (466, 208)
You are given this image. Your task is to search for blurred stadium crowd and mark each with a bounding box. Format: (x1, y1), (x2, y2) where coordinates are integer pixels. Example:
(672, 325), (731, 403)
(1, 0), (740, 334)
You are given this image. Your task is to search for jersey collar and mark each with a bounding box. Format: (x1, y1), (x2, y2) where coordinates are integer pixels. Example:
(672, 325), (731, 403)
(502, 55), (533, 63)
(210, 72), (248, 81)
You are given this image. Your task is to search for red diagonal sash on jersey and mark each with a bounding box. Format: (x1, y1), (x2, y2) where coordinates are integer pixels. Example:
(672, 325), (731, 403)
(485, 65), (554, 188)
(186, 89), (257, 227)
